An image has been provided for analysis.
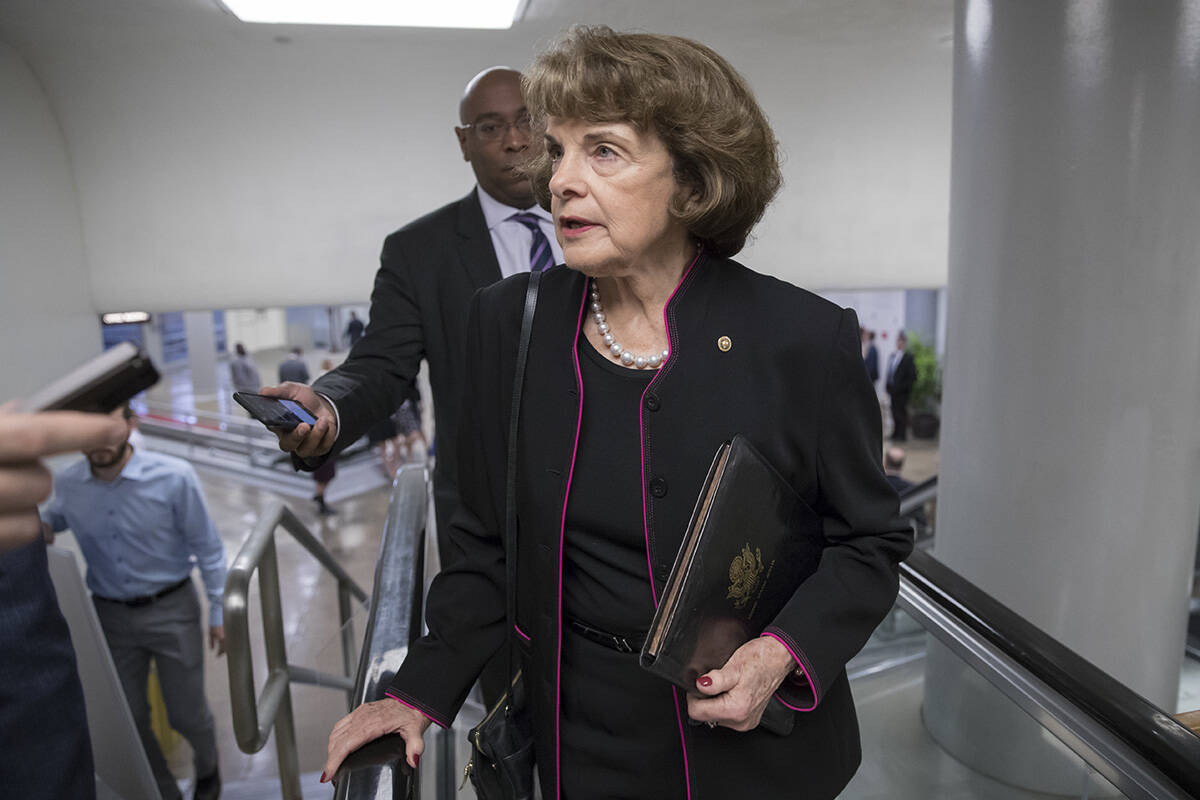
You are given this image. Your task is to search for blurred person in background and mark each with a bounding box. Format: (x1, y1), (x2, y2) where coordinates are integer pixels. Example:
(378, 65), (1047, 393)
(344, 311), (365, 349)
(883, 446), (912, 493)
(277, 346), (310, 384)
(883, 446), (928, 535)
(367, 391), (427, 479)
(862, 328), (879, 387)
(41, 404), (227, 800)
(886, 331), (916, 441)
(230, 342), (261, 394)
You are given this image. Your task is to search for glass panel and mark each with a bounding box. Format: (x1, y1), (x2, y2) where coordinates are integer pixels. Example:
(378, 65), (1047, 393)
(159, 311), (188, 364)
(101, 321), (146, 350)
(846, 607), (1128, 799)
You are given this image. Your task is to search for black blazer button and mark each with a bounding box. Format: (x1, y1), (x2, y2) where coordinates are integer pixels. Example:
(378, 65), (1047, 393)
(649, 476), (668, 498)
(644, 393), (661, 412)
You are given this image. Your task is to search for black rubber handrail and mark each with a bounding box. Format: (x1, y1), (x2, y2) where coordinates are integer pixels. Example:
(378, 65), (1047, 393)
(334, 464), (429, 800)
(902, 548), (1200, 796)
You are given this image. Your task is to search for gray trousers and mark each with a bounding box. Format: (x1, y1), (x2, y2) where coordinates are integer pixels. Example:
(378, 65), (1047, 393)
(93, 582), (218, 800)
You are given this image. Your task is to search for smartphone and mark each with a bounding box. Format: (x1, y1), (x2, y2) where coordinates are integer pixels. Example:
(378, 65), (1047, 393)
(16, 341), (160, 413)
(233, 391), (318, 431)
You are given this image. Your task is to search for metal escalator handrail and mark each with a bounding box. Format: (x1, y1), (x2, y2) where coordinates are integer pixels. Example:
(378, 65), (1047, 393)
(335, 464), (430, 800)
(900, 548), (1200, 799)
(225, 499), (370, 800)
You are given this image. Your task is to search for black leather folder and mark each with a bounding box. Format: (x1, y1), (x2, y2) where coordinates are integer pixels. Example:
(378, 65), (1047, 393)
(640, 435), (824, 734)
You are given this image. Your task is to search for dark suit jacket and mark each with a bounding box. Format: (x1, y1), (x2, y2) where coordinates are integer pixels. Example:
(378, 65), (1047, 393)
(311, 190), (501, 539)
(277, 357), (310, 385)
(387, 254), (913, 799)
(886, 350), (916, 397)
(864, 343), (879, 382)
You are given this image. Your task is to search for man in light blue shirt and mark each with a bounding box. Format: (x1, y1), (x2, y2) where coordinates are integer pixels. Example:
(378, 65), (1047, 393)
(42, 405), (226, 800)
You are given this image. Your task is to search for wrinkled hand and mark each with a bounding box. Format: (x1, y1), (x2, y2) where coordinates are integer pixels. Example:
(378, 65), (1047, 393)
(257, 383), (337, 459)
(0, 410), (126, 551)
(686, 636), (796, 732)
(209, 625), (226, 656)
(322, 699), (431, 782)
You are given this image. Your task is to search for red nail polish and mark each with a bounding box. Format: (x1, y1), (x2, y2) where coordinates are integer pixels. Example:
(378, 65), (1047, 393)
(320, 772), (328, 783)
(698, 676), (712, 687)
(414, 753), (421, 769)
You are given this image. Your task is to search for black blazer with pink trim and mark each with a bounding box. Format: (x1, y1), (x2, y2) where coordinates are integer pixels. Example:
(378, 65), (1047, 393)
(387, 252), (913, 799)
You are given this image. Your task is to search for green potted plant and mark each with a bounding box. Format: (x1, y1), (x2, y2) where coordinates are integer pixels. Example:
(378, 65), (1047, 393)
(906, 333), (942, 439)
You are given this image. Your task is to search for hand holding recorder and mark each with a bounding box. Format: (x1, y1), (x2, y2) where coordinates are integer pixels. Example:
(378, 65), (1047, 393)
(254, 383), (339, 460)
(2, 342), (159, 551)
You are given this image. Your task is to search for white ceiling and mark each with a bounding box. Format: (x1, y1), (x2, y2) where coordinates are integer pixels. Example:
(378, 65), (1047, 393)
(0, 0), (953, 54)
(0, 0), (956, 309)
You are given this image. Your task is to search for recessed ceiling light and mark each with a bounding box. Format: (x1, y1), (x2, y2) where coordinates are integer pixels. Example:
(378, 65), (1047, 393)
(102, 312), (152, 325)
(218, 0), (525, 29)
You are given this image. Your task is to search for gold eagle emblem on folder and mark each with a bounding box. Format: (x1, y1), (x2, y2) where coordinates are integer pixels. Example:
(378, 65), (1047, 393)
(727, 543), (764, 609)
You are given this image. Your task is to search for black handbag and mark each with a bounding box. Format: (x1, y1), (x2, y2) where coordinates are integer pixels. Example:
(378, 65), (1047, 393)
(464, 268), (541, 800)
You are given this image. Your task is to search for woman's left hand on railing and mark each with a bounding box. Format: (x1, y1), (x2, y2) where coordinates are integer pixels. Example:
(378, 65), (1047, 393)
(321, 699), (432, 783)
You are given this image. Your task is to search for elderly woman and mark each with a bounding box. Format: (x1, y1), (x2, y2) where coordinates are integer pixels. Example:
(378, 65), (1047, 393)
(324, 27), (911, 799)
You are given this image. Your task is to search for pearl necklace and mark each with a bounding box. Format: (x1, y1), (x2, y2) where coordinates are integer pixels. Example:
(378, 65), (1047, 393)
(590, 281), (669, 369)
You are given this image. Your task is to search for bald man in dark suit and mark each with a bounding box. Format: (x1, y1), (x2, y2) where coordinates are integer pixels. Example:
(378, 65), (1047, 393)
(262, 68), (561, 703)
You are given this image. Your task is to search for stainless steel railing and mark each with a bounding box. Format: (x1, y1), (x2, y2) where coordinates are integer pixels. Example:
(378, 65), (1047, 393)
(224, 499), (370, 800)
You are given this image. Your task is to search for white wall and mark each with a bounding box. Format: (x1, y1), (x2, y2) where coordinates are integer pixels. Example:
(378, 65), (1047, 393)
(4, 2), (952, 316)
(0, 40), (98, 399)
(224, 308), (287, 354)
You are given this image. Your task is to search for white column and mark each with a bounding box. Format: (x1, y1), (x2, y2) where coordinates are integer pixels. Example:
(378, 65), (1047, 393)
(183, 311), (219, 398)
(924, 0), (1200, 793)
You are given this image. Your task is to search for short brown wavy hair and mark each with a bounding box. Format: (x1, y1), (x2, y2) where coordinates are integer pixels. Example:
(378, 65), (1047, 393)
(523, 26), (781, 258)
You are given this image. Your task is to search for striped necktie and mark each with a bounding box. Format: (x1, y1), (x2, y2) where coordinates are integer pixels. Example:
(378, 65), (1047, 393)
(509, 212), (556, 273)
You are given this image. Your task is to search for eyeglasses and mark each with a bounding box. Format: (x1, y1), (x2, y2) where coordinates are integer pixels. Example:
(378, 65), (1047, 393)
(461, 115), (532, 142)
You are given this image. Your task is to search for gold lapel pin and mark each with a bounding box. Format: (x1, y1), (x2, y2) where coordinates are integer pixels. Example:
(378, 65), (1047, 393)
(717, 335), (732, 352)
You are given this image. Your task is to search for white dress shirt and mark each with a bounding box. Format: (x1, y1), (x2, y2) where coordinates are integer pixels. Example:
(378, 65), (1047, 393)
(317, 186), (563, 437)
(477, 186), (563, 278)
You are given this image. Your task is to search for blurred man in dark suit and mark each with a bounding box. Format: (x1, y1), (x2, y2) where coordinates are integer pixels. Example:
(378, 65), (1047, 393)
(886, 331), (916, 441)
(277, 347), (310, 384)
(862, 328), (879, 386)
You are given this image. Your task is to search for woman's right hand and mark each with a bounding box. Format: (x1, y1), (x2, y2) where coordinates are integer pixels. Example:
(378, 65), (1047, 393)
(321, 699), (432, 782)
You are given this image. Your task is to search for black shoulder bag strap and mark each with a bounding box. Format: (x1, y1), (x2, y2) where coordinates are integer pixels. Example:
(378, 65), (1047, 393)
(505, 268), (541, 660)
(465, 271), (541, 799)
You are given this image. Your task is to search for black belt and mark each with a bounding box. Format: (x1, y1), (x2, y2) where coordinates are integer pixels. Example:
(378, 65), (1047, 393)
(95, 576), (190, 608)
(567, 619), (646, 654)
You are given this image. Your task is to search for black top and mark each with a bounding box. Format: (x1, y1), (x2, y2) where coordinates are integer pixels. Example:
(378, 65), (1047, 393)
(562, 336), (657, 636)
(388, 255), (912, 799)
